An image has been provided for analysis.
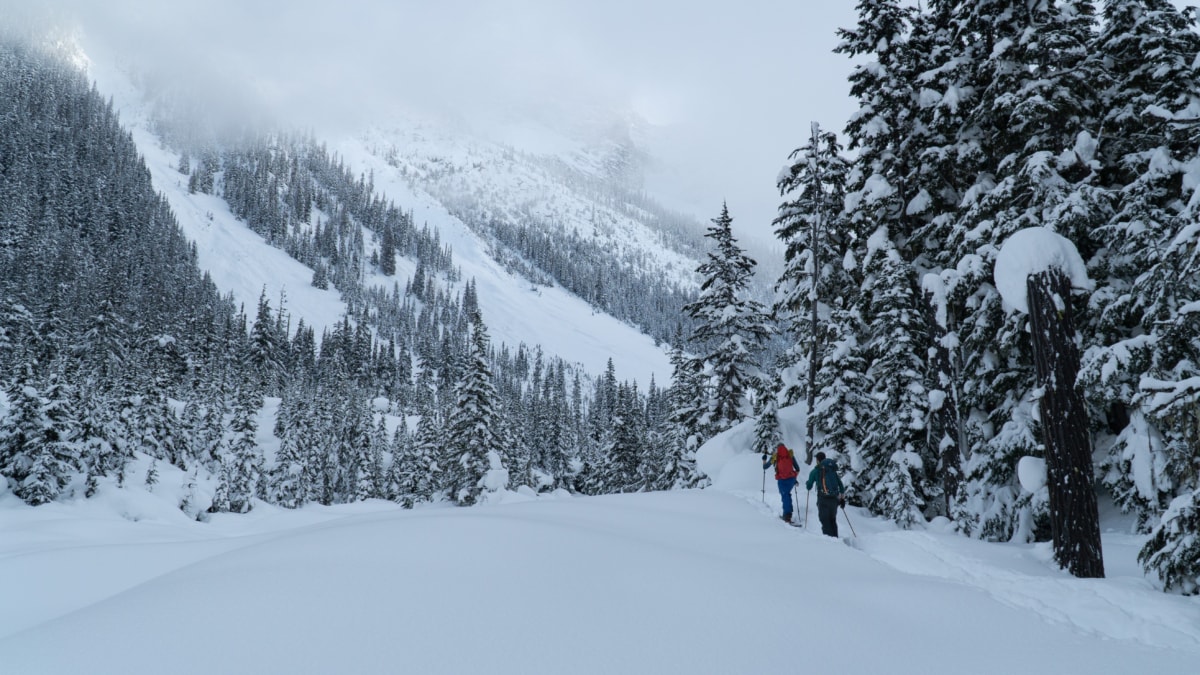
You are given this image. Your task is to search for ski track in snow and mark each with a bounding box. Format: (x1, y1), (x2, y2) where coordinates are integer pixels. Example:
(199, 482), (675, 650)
(859, 529), (1200, 652)
(734, 490), (1200, 656)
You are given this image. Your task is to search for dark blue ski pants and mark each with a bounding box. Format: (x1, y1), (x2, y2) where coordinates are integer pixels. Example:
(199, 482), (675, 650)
(777, 477), (797, 517)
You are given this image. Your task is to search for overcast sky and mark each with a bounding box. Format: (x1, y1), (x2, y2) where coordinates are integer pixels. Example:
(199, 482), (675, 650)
(6, 0), (861, 241)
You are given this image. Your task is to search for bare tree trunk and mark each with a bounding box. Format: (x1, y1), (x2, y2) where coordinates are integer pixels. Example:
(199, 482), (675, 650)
(1027, 269), (1104, 578)
(804, 122), (822, 465)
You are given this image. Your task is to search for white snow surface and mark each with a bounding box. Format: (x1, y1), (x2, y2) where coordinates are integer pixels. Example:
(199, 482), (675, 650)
(3, 412), (1198, 675)
(994, 227), (1092, 314)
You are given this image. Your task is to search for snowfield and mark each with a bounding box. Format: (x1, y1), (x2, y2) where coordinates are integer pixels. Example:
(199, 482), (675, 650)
(2, 437), (1198, 675)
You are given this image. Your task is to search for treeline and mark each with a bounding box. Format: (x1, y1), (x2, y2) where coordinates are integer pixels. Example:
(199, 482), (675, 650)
(0, 41), (703, 513)
(667, 0), (1199, 593)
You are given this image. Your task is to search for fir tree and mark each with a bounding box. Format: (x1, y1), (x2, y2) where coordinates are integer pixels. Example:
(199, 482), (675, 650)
(857, 229), (929, 526)
(601, 382), (648, 493)
(1083, 0), (1200, 537)
(442, 311), (502, 505)
(774, 123), (852, 463)
(226, 386), (262, 513)
(683, 204), (772, 439)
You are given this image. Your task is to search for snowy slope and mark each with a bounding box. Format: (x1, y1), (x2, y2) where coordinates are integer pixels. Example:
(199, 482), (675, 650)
(359, 111), (700, 290)
(337, 135), (673, 386)
(2, 365), (1195, 674)
(83, 56), (674, 386)
(82, 57), (348, 340)
(1, 460), (1196, 675)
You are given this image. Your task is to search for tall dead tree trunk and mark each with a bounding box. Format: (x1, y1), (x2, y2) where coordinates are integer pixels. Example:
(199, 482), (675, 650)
(803, 122), (823, 465)
(1027, 269), (1104, 578)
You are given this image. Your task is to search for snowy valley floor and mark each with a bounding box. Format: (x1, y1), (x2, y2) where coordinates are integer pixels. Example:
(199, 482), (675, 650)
(1, 487), (1198, 675)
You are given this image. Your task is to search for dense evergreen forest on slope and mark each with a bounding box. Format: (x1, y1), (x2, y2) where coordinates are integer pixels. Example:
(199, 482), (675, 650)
(0, 41), (703, 516)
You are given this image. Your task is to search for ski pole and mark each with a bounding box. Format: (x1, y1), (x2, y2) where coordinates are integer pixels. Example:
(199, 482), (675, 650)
(804, 488), (811, 529)
(840, 502), (857, 538)
(761, 464), (767, 503)
(792, 484), (800, 526)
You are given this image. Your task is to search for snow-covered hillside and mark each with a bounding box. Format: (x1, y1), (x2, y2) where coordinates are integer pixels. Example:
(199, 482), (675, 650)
(83, 56), (676, 387)
(2, 425), (1197, 675)
(336, 134), (674, 386)
(357, 112), (701, 290)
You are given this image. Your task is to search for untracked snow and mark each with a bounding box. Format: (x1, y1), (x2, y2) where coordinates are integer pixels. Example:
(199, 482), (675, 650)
(2, 421), (1198, 675)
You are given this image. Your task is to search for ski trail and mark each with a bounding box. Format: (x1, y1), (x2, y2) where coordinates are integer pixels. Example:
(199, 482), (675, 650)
(858, 530), (1200, 653)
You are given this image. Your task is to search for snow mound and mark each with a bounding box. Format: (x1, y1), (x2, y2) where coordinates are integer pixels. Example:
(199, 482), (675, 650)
(994, 228), (1091, 314)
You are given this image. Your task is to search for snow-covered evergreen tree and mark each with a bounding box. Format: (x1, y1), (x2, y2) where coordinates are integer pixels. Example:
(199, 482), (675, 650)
(1082, 0), (1200, 539)
(4, 374), (80, 505)
(442, 309), (502, 506)
(601, 381), (648, 493)
(404, 400), (444, 505)
(857, 229), (928, 525)
(224, 386), (262, 513)
(774, 124), (852, 462)
(270, 389), (311, 508)
(683, 204), (772, 438)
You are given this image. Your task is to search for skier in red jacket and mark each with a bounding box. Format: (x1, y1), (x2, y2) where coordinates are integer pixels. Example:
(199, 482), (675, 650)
(762, 443), (801, 523)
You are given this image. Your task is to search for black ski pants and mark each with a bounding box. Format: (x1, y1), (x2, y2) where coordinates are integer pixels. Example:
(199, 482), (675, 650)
(816, 494), (839, 537)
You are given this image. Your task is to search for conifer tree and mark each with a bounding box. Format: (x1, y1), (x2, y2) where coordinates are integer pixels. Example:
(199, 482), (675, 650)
(602, 382), (648, 493)
(4, 373), (80, 505)
(666, 337), (708, 453)
(857, 230), (929, 525)
(683, 204), (772, 439)
(225, 386), (262, 513)
(271, 390), (311, 508)
(774, 124), (852, 463)
(405, 400), (444, 505)
(1083, 0), (1200, 540)
(902, 0), (1106, 540)
(442, 309), (502, 505)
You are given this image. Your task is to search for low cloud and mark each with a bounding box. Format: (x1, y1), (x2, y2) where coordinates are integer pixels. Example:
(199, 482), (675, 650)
(4, 0), (858, 238)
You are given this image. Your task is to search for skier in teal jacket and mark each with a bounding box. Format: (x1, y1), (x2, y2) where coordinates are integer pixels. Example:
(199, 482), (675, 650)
(806, 452), (845, 537)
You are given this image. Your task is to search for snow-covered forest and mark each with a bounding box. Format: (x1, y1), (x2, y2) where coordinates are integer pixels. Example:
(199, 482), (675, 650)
(2, 0), (1200, 622)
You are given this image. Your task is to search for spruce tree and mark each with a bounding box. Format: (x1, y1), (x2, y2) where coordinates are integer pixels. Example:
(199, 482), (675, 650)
(442, 310), (502, 505)
(1083, 0), (1200, 540)
(683, 204), (772, 439)
(774, 124), (852, 463)
(857, 231), (929, 525)
(601, 382), (648, 493)
(226, 386), (262, 513)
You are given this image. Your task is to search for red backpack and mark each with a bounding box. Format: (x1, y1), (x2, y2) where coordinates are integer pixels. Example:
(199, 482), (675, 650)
(774, 444), (798, 480)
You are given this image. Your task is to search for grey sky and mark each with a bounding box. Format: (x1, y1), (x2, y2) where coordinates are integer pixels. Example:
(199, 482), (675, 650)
(6, 0), (860, 241)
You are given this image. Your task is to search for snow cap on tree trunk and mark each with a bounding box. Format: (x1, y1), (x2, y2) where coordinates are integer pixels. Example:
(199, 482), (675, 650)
(994, 228), (1093, 314)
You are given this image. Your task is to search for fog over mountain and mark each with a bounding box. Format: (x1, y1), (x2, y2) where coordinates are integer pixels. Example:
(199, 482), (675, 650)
(1, 0), (859, 240)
